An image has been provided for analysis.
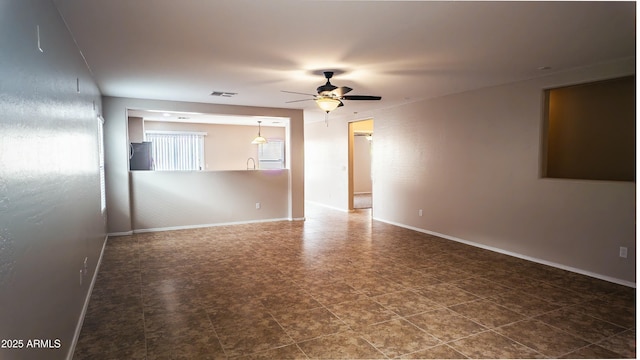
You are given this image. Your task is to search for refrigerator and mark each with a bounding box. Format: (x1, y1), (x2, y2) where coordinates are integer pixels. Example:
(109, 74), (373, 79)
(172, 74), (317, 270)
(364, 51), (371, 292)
(129, 142), (153, 170)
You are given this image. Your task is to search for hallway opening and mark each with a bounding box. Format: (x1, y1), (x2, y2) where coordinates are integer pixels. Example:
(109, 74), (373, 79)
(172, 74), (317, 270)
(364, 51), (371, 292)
(349, 119), (374, 211)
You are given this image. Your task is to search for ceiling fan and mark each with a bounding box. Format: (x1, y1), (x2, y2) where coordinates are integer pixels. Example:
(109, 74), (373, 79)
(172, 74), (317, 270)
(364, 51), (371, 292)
(282, 71), (382, 113)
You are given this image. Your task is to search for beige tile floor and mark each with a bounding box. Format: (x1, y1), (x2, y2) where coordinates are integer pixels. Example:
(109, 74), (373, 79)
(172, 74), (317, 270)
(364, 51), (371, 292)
(74, 205), (635, 359)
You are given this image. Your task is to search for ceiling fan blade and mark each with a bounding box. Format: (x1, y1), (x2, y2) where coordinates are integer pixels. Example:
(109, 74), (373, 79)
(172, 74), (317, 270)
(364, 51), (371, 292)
(333, 86), (353, 97)
(342, 95), (382, 101)
(281, 90), (316, 96)
(338, 100), (344, 108)
(285, 98), (313, 103)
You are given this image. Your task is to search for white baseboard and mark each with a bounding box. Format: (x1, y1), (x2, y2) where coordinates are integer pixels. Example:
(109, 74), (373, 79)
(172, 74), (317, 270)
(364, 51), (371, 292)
(374, 217), (636, 288)
(66, 234), (108, 360)
(132, 217), (292, 233)
(109, 217), (305, 236)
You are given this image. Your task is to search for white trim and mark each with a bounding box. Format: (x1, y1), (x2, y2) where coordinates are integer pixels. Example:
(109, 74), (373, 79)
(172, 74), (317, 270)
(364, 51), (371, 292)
(145, 130), (208, 136)
(374, 217), (636, 288)
(132, 218), (292, 233)
(291, 217), (306, 221)
(66, 235), (108, 360)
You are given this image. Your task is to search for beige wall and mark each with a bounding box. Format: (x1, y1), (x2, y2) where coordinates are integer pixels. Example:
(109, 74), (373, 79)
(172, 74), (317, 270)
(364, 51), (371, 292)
(130, 170), (289, 231)
(353, 136), (372, 193)
(128, 116), (145, 143)
(352, 119), (374, 194)
(305, 118), (350, 211)
(305, 58), (635, 285)
(143, 121), (286, 171)
(104, 97), (304, 234)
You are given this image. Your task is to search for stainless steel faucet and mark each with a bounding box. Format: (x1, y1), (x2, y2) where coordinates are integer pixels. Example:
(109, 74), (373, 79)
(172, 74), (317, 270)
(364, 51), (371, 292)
(246, 157), (256, 170)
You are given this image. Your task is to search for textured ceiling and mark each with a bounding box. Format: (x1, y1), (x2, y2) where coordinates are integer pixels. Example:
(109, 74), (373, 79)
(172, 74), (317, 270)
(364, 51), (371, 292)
(53, 0), (636, 123)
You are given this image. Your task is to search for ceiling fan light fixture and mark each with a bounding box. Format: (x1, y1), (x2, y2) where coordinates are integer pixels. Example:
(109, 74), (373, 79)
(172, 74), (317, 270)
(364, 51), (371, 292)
(251, 121), (268, 144)
(315, 97), (341, 113)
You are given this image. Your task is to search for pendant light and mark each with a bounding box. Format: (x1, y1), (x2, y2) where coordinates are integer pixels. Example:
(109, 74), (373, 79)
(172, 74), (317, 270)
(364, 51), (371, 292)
(251, 120), (267, 144)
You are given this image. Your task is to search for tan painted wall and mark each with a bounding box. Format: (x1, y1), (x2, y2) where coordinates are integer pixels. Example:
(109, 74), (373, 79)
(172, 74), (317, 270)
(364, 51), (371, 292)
(352, 119), (374, 193)
(130, 170), (289, 231)
(305, 118), (350, 211)
(143, 121), (286, 170)
(305, 58), (635, 284)
(128, 116), (145, 143)
(353, 136), (372, 193)
(352, 119), (374, 133)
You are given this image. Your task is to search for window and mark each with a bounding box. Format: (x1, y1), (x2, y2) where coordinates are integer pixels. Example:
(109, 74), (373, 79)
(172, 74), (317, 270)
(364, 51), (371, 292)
(258, 140), (285, 169)
(145, 131), (206, 171)
(543, 76), (635, 181)
(97, 116), (106, 213)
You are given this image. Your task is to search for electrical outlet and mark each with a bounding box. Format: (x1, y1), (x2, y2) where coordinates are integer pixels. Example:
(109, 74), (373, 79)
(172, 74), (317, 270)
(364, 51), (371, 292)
(256, 202), (261, 209)
(619, 246), (628, 258)
(418, 209), (423, 217)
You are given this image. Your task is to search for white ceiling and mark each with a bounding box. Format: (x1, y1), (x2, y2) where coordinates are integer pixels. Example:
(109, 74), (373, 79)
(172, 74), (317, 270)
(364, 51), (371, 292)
(53, 0), (635, 124)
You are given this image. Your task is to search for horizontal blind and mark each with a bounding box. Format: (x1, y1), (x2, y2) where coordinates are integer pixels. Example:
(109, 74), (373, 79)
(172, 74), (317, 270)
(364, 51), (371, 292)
(258, 140), (285, 169)
(145, 132), (205, 171)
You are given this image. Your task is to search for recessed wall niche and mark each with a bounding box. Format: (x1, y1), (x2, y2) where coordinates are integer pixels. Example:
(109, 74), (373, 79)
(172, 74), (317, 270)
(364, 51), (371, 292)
(542, 76), (635, 181)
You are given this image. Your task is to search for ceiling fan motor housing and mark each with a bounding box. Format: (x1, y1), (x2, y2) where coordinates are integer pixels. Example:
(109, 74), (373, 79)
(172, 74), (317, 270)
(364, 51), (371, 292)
(316, 71), (337, 95)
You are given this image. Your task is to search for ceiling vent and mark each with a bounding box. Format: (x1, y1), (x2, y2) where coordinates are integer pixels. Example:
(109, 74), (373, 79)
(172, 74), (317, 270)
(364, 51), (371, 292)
(210, 91), (237, 97)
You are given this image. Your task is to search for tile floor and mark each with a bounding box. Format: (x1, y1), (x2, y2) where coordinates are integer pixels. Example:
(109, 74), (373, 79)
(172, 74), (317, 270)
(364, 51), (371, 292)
(74, 205), (635, 359)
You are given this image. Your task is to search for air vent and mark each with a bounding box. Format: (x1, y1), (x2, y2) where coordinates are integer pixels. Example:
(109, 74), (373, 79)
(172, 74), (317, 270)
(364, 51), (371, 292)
(210, 91), (237, 97)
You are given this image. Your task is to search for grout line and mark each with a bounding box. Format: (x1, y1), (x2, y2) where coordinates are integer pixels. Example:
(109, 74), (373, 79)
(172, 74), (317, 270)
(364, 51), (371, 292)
(132, 235), (150, 360)
(76, 207), (636, 359)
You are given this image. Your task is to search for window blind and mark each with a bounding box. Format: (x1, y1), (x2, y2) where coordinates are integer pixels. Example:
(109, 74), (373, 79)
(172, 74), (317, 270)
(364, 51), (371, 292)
(258, 140), (285, 169)
(145, 131), (205, 171)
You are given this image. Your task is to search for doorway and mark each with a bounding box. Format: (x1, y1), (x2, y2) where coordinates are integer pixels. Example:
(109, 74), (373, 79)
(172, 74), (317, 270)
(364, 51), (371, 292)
(348, 119), (374, 211)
